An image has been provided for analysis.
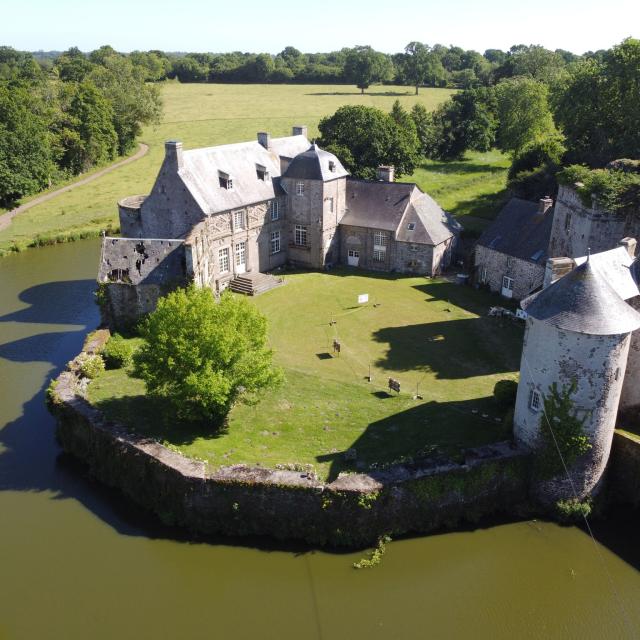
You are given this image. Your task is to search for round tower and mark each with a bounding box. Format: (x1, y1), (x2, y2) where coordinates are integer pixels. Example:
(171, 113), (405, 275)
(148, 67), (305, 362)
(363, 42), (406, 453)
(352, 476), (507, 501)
(514, 259), (640, 505)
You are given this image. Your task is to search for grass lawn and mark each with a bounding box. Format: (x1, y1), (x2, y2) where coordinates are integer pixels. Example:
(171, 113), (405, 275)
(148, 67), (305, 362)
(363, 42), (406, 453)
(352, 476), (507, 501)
(0, 82), (453, 255)
(87, 269), (523, 480)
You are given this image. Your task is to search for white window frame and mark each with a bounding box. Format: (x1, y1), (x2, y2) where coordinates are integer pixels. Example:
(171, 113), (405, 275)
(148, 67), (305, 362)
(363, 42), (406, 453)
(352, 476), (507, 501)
(502, 275), (514, 291)
(219, 172), (233, 190)
(373, 231), (387, 262)
(269, 200), (280, 221)
(235, 241), (246, 267)
(270, 230), (281, 254)
(480, 267), (488, 283)
(529, 389), (542, 412)
(296, 181), (304, 196)
(295, 224), (307, 246)
(233, 210), (245, 231)
(218, 247), (230, 273)
(373, 248), (386, 262)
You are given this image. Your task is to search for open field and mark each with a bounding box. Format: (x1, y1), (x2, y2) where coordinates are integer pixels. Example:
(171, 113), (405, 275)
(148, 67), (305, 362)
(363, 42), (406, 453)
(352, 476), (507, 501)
(88, 270), (523, 480)
(0, 82), (508, 255)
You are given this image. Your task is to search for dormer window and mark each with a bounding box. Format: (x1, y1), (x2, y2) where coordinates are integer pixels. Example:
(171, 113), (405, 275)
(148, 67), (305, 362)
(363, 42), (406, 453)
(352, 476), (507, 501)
(407, 223), (416, 231)
(219, 171), (233, 190)
(329, 160), (336, 172)
(256, 164), (268, 181)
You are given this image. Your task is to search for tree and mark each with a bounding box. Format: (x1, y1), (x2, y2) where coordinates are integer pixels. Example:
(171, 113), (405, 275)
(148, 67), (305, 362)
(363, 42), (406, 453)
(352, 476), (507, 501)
(403, 42), (432, 94)
(0, 84), (55, 206)
(318, 105), (420, 178)
(134, 287), (283, 425)
(411, 103), (439, 157)
(344, 46), (392, 93)
(552, 38), (640, 166)
(89, 56), (162, 154)
(495, 77), (556, 155)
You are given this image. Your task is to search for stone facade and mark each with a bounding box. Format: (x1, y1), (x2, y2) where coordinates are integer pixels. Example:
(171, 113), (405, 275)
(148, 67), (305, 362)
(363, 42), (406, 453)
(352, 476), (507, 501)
(548, 185), (640, 259)
(99, 130), (460, 328)
(474, 245), (545, 300)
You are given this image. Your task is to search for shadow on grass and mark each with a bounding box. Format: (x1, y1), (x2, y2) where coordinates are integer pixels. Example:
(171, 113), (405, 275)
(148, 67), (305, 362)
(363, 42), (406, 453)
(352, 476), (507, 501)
(449, 189), (510, 220)
(318, 397), (511, 481)
(421, 160), (508, 177)
(305, 90), (412, 97)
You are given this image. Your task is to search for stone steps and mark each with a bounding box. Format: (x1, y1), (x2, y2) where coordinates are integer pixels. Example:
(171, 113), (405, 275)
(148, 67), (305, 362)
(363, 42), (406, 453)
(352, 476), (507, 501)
(229, 272), (284, 296)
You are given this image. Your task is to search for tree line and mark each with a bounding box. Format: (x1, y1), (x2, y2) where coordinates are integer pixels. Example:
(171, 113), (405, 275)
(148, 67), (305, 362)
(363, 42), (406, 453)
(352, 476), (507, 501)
(317, 38), (640, 206)
(29, 42), (595, 90)
(0, 45), (162, 207)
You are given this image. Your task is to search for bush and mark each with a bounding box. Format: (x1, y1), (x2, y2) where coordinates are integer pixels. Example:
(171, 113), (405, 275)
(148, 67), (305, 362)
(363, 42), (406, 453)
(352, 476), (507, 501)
(134, 286), (283, 425)
(102, 334), (135, 369)
(555, 498), (592, 523)
(77, 353), (105, 379)
(493, 379), (518, 408)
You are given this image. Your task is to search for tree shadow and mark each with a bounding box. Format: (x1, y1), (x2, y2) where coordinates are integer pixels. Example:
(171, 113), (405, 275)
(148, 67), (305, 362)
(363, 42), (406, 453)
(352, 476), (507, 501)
(448, 189), (510, 221)
(317, 397), (511, 482)
(306, 90), (412, 97)
(421, 160), (508, 177)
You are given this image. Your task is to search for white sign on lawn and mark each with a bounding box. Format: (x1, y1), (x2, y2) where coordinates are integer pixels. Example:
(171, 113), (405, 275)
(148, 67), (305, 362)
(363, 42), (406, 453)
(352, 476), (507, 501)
(358, 294), (369, 304)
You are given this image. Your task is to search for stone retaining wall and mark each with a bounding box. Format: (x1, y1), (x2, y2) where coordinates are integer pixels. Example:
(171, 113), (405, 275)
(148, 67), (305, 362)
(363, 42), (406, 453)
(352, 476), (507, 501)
(607, 430), (640, 507)
(49, 338), (532, 548)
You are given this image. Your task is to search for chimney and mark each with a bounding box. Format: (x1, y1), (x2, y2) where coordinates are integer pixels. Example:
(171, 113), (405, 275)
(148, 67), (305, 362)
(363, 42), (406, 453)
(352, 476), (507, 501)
(376, 166), (395, 182)
(620, 237), (637, 258)
(543, 256), (575, 288)
(292, 125), (308, 138)
(257, 132), (271, 150)
(538, 196), (553, 215)
(164, 140), (183, 170)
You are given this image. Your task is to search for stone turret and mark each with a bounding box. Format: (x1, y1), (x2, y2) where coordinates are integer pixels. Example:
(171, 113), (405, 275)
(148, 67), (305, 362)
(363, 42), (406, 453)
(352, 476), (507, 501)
(514, 259), (640, 505)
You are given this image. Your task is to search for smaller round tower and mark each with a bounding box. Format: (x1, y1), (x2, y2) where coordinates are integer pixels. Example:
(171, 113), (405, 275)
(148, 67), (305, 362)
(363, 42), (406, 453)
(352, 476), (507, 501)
(514, 259), (640, 505)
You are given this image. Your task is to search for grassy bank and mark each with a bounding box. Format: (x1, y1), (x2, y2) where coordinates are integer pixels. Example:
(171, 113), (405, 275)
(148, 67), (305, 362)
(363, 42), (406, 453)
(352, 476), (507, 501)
(0, 82), (509, 255)
(87, 270), (523, 480)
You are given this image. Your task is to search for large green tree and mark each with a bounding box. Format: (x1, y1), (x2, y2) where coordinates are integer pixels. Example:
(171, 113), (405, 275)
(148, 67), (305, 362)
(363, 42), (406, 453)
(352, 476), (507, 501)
(0, 84), (55, 206)
(402, 42), (443, 94)
(552, 38), (640, 166)
(344, 46), (392, 94)
(318, 104), (420, 178)
(495, 77), (556, 155)
(135, 287), (283, 425)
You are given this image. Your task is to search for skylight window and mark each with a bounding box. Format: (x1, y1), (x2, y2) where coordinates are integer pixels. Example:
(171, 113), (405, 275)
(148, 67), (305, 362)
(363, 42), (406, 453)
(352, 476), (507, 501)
(218, 171), (233, 190)
(407, 223), (416, 231)
(256, 164), (268, 181)
(329, 160), (336, 172)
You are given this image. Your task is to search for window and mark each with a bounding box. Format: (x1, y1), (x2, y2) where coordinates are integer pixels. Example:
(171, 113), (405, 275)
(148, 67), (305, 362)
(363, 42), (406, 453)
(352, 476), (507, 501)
(326, 197), (334, 213)
(270, 231), (281, 254)
(295, 224), (307, 246)
(564, 213), (571, 232)
(256, 164), (268, 181)
(329, 160), (336, 172)
(502, 275), (514, 291)
(233, 210), (245, 231)
(480, 267), (488, 283)
(373, 231), (388, 262)
(296, 181), (304, 196)
(235, 241), (246, 266)
(218, 171), (233, 190)
(407, 223), (416, 231)
(269, 200), (280, 221)
(529, 389), (542, 412)
(218, 247), (230, 273)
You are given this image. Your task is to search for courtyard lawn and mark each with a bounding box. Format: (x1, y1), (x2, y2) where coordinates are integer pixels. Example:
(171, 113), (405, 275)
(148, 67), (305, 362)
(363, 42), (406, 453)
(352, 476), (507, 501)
(0, 82), (453, 255)
(87, 270), (523, 480)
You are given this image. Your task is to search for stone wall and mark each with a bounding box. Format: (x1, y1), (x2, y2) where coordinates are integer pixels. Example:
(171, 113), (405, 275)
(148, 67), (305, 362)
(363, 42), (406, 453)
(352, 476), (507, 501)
(607, 430), (640, 507)
(548, 185), (640, 259)
(474, 245), (544, 300)
(620, 296), (640, 416)
(49, 347), (531, 548)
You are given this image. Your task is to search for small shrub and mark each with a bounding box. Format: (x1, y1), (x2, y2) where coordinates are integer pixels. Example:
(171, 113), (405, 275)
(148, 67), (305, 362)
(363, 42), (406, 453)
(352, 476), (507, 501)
(353, 535), (392, 569)
(77, 353), (105, 379)
(102, 334), (135, 369)
(493, 379), (518, 409)
(555, 498), (592, 523)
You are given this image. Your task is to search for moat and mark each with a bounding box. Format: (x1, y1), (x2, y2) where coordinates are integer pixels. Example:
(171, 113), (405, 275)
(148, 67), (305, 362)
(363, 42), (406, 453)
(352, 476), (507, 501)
(2, 239), (640, 638)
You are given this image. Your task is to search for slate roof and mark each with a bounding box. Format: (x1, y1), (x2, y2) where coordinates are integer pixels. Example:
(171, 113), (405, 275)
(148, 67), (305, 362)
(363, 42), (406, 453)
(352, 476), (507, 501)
(574, 246), (639, 301)
(177, 135), (310, 215)
(282, 143), (349, 181)
(477, 198), (553, 264)
(521, 259), (640, 335)
(397, 193), (462, 245)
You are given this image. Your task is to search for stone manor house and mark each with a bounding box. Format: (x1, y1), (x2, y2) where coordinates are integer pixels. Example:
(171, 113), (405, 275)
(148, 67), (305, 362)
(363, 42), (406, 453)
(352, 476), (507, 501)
(99, 127), (460, 326)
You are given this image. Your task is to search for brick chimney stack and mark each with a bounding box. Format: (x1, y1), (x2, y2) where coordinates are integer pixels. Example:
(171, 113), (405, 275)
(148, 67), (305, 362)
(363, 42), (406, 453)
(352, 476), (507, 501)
(292, 125), (308, 138)
(164, 140), (183, 171)
(538, 196), (553, 215)
(257, 132), (271, 150)
(376, 166), (395, 182)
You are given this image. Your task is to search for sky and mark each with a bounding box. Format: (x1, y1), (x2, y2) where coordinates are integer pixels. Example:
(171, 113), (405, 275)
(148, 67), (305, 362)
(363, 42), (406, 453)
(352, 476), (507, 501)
(3, 0), (638, 55)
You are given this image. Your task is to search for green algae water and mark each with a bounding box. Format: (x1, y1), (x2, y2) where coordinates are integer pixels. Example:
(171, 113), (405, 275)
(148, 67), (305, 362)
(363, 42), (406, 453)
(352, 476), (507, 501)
(1, 240), (640, 639)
